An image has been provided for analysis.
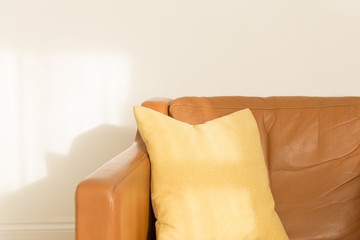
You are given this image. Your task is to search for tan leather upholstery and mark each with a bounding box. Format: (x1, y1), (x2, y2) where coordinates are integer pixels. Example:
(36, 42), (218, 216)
(170, 96), (360, 240)
(76, 96), (360, 240)
(76, 99), (170, 240)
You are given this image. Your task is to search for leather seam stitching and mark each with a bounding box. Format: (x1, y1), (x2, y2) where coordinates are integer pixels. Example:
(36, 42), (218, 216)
(170, 103), (360, 111)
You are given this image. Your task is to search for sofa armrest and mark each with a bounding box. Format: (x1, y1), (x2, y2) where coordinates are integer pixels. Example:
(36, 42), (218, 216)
(76, 98), (172, 240)
(76, 140), (150, 240)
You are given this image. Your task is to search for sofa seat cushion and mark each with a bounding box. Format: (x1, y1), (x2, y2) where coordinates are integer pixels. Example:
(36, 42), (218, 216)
(134, 106), (288, 240)
(169, 96), (360, 240)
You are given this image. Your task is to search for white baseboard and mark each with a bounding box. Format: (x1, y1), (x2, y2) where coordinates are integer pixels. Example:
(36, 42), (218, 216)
(0, 219), (75, 240)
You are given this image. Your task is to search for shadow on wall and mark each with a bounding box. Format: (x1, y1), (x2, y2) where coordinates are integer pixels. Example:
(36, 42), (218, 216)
(0, 124), (136, 226)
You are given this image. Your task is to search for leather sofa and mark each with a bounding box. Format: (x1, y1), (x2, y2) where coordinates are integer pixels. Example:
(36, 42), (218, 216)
(76, 96), (360, 240)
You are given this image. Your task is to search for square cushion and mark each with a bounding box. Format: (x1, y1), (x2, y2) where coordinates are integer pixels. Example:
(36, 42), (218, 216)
(134, 106), (288, 240)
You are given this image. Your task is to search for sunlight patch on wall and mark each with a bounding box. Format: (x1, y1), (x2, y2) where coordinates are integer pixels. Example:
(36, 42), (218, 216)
(0, 51), (22, 192)
(0, 50), (130, 192)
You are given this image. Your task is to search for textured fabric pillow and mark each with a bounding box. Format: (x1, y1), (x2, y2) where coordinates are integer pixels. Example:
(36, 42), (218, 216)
(134, 106), (288, 240)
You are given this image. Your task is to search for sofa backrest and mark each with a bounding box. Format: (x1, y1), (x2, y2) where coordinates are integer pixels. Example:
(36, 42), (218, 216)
(169, 96), (360, 240)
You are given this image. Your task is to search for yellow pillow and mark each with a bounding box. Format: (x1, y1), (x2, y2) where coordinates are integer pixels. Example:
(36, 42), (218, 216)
(134, 106), (288, 240)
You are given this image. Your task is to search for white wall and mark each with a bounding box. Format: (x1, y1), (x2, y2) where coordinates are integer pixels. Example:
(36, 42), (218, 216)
(0, 0), (359, 239)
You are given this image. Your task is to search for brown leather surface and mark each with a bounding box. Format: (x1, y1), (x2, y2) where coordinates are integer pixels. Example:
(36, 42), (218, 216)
(170, 96), (360, 240)
(76, 98), (171, 240)
(77, 96), (360, 240)
(76, 141), (150, 240)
